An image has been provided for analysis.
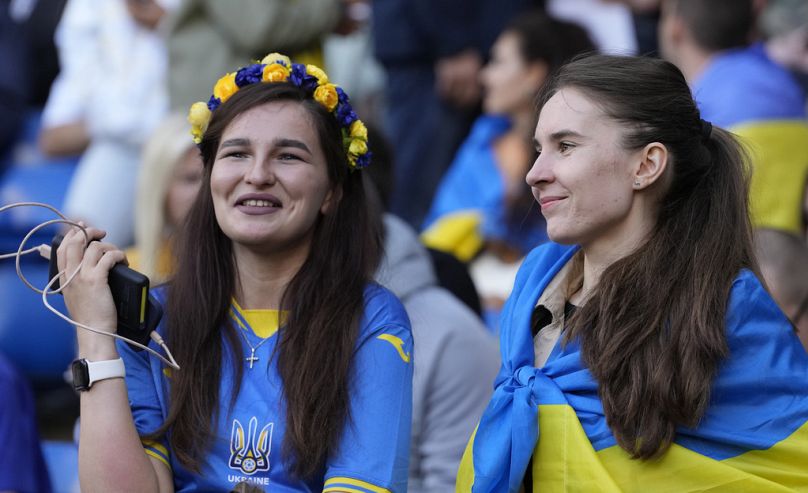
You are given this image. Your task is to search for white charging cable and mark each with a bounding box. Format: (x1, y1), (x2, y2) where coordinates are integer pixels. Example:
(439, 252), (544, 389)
(0, 201), (180, 370)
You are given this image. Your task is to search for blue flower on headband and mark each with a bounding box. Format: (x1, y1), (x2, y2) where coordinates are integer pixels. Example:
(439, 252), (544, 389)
(189, 53), (371, 170)
(355, 151), (372, 169)
(289, 64), (319, 92)
(235, 63), (264, 87)
(207, 95), (221, 112)
(335, 102), (358, 127)
(336, 86), (350, 104)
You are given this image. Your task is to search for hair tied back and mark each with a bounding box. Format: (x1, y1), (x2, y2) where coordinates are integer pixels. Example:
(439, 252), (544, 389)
(700, 119), (713, 143)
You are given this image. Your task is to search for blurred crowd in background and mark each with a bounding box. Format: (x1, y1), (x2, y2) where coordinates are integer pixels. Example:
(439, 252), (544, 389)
(1, 0), (808, 491)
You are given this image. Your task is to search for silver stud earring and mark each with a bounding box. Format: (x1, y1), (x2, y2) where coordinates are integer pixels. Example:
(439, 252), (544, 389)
(634, 180), (641, 187)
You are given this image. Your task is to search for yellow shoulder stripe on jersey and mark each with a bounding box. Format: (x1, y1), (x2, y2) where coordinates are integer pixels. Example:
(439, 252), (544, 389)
(145, 449), (171, 470)
(324, 476), (391, 493)
(376, 334), (411, 363)
(142, 440), (171, 471)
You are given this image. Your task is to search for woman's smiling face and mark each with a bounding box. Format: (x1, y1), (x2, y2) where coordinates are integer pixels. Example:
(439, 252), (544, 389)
(210, 101), (337, 254)
(526, 88), (643, 247)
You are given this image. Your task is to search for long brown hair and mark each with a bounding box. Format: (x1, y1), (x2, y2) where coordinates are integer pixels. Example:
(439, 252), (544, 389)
(537, 55), (757, 459)
(150, 82), (382, 477)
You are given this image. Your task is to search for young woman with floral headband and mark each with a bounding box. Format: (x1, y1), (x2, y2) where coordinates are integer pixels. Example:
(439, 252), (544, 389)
(58, 53), (412, 492)
(457, 54), (808, 491)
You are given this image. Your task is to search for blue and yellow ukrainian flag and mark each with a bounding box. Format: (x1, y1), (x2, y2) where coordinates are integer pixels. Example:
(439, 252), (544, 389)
(458, 243), (808, 492)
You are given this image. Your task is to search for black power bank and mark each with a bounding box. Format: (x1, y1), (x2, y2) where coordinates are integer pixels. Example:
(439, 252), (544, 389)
(47, 234), (162, 350)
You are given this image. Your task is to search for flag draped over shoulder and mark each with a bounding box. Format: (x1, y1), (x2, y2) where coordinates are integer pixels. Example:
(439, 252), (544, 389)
(457, 243), (808, 492)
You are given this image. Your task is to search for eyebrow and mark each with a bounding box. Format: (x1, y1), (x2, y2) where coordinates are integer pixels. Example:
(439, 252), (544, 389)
(534, 129), (586, 148)
(273, 138), (311, 154)
(218, 137), (312, 154)
(219, 138), (250, 149)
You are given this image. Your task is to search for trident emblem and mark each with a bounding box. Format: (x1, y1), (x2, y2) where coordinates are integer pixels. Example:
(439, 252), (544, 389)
(229, 417), (273, 475)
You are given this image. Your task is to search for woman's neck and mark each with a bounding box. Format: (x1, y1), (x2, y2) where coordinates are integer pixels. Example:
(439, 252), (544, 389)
(231, 242), (310, 310)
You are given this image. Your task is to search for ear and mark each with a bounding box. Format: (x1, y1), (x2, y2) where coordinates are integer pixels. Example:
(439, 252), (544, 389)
(632, 142), (668, 190)
(320, 184), (343, 215)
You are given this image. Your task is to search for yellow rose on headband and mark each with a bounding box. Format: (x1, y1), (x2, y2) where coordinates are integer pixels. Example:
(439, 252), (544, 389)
(349, 138), (368, 156)
(262, 63), (290, 83)
(213, 72), (238, 103)
(314, 83), (339, 112)
(306, 64), (329, 85)
(349, 120), (367, 140)
(188, 102), (212, 144)
(261, 52), (292, 67)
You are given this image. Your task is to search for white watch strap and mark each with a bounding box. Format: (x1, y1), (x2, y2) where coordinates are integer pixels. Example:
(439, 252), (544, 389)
(87, 358), (126, 385)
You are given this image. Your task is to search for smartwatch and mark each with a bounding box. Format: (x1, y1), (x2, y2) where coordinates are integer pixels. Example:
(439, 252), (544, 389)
(71, 358), (126, 391)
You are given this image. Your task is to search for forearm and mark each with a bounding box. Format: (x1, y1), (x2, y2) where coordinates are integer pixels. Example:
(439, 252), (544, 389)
(77, 335), (165, 492)
(38, 122), (90, 157)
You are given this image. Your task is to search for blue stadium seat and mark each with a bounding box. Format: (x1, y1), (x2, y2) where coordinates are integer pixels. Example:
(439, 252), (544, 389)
(0, 110), (79, 384)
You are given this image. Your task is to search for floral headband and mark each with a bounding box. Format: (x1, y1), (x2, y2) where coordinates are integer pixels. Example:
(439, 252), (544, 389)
(187, 53), (370, 170)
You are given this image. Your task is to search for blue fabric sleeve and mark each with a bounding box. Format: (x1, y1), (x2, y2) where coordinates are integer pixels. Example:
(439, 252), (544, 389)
(117, 340), (171, 469)
(324, 286), (414, 493)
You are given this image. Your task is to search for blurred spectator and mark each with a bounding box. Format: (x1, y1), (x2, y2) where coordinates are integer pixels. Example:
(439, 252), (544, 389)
(421, 12), (594, 329)
(39, 0), (178, 246)
(166, 0), (340, 109)
(0, 0), (66, 163)
(755, 228), (808, 352)
(372, 0), (538, 227)
(605, 0), (662, 56)
(366, 125), (499, 492)
(0, 352), (52, 493)
(660, 0), (808, 236)
(365, 124), (483, 316)
(125, 113), (203, 283)
(0, 0), (26, 162)
(375, 214), (499, 492)
(547, 0), (637, 54)
(760, 0), (808, 100)
(323, 1), (387, 128)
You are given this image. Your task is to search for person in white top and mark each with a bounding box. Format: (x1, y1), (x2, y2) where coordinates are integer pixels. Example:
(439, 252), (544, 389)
(39, 0), (179, 246)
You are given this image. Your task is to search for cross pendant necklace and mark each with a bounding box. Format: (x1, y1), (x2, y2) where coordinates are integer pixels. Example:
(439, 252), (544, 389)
(246, 348), (259, 369)
(238, 329), (270, 370)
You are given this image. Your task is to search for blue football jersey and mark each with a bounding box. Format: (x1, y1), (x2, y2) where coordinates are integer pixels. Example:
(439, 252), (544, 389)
(119, 283), (413, 492)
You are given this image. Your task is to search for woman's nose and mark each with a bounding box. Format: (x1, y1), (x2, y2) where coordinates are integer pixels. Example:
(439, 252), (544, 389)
(245, 157), (275, 186)
(525, 153), (553, 187)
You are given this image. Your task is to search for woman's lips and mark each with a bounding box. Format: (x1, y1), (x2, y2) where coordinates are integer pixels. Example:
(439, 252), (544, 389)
(539, 196), (566, 210)
(234, 194), (282, 215)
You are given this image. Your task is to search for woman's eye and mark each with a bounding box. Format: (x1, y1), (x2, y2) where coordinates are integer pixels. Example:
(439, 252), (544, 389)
(222, 151), (248, 159)
(278, 153), (302, 161)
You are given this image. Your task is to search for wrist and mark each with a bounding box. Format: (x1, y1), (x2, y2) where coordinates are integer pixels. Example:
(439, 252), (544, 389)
(76, 329), (119, 360)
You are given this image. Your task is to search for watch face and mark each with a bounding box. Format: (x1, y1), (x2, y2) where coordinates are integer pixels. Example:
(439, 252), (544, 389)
(72, 359), (90, 391)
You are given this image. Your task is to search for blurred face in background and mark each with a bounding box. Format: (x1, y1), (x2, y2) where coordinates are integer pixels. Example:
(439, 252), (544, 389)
(165, 147), (204, 229)
(480, 31), (547, 116)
